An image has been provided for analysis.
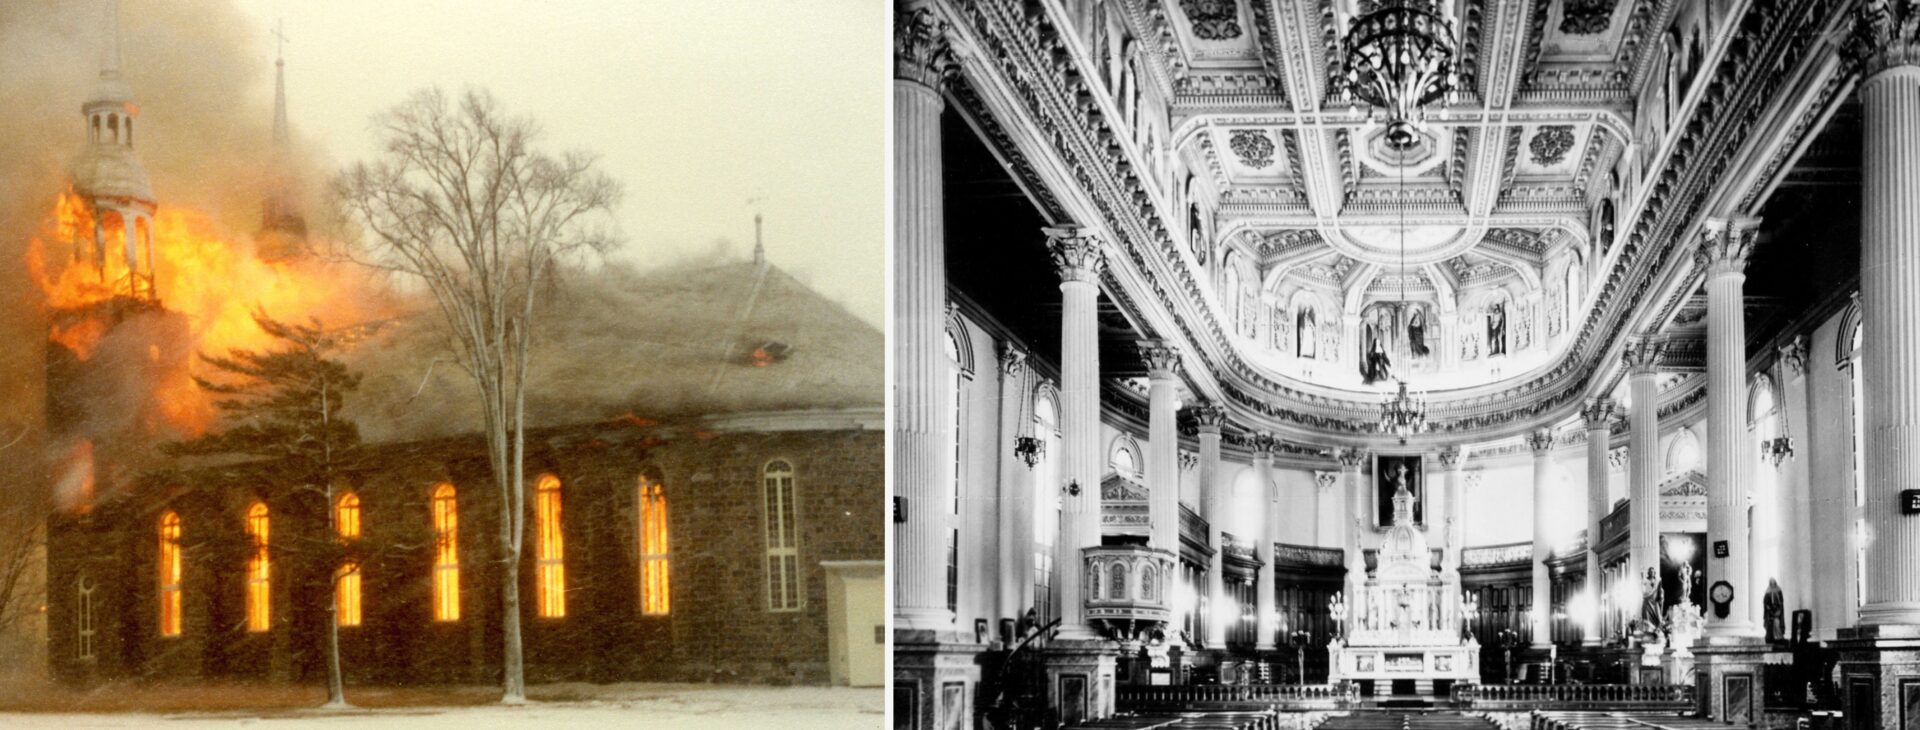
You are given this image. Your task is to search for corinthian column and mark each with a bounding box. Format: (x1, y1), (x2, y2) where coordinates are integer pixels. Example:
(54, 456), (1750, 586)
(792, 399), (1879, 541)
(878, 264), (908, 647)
(1623, 337), (1666, 587)
(1699, 217), (1761, 638)
(1857, 27), (1920, 628)
(1049, 226), (1106, 639)
(1438, 446), (1466, 577)
(892, 5), (953, 632)
(1582, 399), (1615, 646)
(1338, 448), (1369, 599)
(1140, 341), (1183, 644)
(1253, 434), (1279, 650)
(1528, 429), (1557, 647)
(1193, 404), (1228, 647)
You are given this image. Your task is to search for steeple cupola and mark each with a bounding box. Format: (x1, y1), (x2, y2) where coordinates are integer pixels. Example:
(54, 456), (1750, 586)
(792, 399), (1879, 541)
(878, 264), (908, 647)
(68, 0), (158, 301)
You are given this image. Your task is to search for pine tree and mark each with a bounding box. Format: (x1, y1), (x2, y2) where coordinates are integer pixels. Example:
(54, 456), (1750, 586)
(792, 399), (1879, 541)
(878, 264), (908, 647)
(168, 309), (379, 709)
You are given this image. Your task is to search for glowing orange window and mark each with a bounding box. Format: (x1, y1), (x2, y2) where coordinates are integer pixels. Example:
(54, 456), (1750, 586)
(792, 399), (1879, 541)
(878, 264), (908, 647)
(432, 483), (460, 621)
(335, 493), (362, 627)
(245, 502), (270, 632)
(158, 511), (182, 637)
(639, 475), (670, 615)
(536, 475), (566, 618)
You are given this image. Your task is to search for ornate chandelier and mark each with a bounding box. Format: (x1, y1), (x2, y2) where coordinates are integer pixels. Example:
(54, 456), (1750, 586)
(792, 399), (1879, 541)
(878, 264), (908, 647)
(1381, 379), (1428, 442)
(1342, 0), (1460, 149)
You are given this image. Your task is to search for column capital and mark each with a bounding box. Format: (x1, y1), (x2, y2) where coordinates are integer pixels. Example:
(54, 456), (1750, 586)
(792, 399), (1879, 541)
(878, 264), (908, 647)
(1137, 340), (1182, 380)
(1336, 447), (1369, 470)
(1179, 451), (1198, 471)
(1608, 445), (1629, 471)
(1045, 226), (1108, 284)
(1315, 470), (1340, 490)
(894, 5), (955, 89)
(1437, 445), (1466, 469)
(1251, 432), (1280, 457)
(999, 343), (1029, 377)
(1526, 428), (1557, 455)
(1850, 2), (1920, 78)
(1695, 216), (1760, 276)
(1188, 403), (1227, 434)
(1582, 398), (1616, 430)
(1622, 336), (1668, 375)
(1778, 334), (1808, 378)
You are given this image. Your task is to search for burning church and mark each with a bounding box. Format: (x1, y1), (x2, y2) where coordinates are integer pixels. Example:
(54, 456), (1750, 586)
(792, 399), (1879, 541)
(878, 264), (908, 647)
(34, 3), (883, 689)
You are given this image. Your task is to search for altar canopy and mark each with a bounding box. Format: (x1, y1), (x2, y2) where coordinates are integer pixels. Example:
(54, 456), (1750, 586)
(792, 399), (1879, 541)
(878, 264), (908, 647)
(1329, 468), (1478, 691)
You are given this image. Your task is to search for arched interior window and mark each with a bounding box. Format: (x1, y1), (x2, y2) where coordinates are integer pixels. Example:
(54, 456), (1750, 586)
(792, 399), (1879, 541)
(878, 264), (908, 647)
(245, 502), (270, 632)
(639, 473), (671, 616)
(765, 460), (802, 611)
(335, 493), (362, 627)
(159, 511), (182, 636)
(535, 474), (567, 618)
(432, 483), (460, 621)
(77, 573), (95, 659)
(1849, 322), (1867, 608)
(107, 114), (119, 144)
(1110, 441), (1139, 479)
(1750, 376), (1781, 595)
(1033, 391), (1060, 623)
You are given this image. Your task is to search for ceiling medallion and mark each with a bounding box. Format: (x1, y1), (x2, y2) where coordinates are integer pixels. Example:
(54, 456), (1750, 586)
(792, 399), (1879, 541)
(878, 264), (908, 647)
(1559, 0), (1617, 35)
(1229, 130), (1276, 168)
(1179, 0), (1244, 41)
(1342, 0), (1459, 149)
(1529, 125), (1576, 166)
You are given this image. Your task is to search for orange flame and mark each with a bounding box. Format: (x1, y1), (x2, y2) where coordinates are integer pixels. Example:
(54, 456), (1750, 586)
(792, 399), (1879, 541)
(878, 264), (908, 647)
(29, 189), (395, 437)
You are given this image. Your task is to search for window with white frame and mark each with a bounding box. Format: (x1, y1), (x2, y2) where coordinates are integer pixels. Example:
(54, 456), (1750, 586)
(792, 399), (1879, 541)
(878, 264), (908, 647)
(764, 460), (802, 611)
(76, 574), (94, 659)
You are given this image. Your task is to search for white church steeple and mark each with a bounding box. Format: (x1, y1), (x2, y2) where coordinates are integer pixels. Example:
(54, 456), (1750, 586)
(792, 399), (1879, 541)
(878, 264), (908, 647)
(70, 0), (158, 300)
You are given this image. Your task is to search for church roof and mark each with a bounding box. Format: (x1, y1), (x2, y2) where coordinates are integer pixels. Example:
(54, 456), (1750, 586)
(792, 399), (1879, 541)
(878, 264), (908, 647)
(342, 259), (881, 444)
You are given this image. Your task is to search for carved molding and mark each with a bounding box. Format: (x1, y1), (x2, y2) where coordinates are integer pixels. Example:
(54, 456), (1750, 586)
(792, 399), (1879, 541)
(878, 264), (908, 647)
(895, 6), (955, 88)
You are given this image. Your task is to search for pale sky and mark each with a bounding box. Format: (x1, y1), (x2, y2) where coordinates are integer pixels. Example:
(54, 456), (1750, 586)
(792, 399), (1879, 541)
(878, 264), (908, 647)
(231, 0), (887, 327)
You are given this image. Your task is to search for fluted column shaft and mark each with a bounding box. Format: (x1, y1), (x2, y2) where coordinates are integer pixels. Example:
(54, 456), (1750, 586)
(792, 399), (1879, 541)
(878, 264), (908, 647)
(1196, 407), (1227, 647)
(1583, 401), (1615, 646)
(1051, 228), (1106, 639)
(1701, 218), (1760, 637)
(1860, 63), (1920, 626)
(1142, 343), (1182, 643)
(892, 23), (951, 630)
(1254, 437), (1279, 650)
(1529, 430), (1556, 647)
(1625, 340), (1666, 589)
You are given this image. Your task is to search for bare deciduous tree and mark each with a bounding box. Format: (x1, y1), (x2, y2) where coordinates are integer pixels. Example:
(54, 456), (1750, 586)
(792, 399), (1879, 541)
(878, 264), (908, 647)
(330, 88), (619, 703)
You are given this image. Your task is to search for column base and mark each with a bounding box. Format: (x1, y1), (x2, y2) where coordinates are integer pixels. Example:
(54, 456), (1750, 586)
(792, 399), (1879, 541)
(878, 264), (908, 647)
(1829, 623), (1920, 730)
(1043, 638), (1118, 728)
(1690, 634), (1771, 724)
(893, 629), (986, 730)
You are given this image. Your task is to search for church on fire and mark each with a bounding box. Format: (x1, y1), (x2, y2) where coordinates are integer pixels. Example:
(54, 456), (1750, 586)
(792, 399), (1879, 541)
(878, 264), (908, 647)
(893, 0), (1920, 728)
(35, 5), (884, 690)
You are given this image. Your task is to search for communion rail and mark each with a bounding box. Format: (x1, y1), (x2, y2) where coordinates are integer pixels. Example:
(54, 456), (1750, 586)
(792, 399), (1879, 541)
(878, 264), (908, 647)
(1117, 683), (1358, 711)
(1451, 683), (1693, 710)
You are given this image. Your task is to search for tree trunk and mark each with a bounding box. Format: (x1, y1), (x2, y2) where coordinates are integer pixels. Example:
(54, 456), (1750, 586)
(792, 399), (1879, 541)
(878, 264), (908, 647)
(325, 578), (346, 707)
(499, 364), (527, 704)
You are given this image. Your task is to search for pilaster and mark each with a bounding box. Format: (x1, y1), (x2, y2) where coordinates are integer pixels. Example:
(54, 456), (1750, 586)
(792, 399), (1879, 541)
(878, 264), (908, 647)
(1139, 340), (1182, 646)
(1698, 216), (1761, 639)
(1252, 433), (1279, 651)
(1583, 399), (1615, 646)
(1193, 404), (1228, 648)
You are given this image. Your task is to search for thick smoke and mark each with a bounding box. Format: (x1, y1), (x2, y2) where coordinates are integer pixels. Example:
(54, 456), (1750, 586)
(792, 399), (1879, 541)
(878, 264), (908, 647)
(0, 0), (335, 513)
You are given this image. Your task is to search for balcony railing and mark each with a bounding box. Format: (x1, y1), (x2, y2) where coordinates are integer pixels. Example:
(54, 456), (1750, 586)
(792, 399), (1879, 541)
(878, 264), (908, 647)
(1084, 545), (1176, 640)
(1117, 683), (1358, 711)
(1449, 683), (1694, 709)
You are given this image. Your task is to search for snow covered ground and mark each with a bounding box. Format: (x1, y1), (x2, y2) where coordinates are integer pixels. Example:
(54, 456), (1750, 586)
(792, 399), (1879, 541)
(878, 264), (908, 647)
(0, 683), (885, 729)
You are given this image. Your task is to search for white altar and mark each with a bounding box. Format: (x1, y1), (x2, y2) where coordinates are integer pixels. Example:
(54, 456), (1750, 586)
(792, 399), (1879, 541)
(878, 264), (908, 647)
(1328, 471), (1478, 693)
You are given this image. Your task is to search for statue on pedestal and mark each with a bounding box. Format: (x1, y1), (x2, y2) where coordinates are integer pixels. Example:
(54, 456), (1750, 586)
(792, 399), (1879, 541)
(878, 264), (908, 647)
(1638, 566), (1665, 639)
(1764, 578), (1786, 643)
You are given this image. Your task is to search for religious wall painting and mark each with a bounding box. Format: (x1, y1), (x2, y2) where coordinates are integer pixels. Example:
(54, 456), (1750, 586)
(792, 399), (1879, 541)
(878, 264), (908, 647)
(1297, 306), (1318, 359)
(1486, 302), (1508, 356)
(1373, 453), (1424, 527)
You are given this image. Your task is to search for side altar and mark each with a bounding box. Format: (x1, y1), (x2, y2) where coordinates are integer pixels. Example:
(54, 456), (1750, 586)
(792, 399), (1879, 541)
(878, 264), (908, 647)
(1328, 467), (1478, 693)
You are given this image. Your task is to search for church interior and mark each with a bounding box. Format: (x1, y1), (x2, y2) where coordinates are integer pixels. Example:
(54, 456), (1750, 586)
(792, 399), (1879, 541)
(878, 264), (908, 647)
(891, 0), (1918, 728)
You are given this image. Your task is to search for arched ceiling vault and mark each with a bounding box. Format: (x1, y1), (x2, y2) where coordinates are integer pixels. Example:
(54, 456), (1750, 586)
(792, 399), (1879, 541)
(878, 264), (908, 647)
(935, 0), (1856, 451)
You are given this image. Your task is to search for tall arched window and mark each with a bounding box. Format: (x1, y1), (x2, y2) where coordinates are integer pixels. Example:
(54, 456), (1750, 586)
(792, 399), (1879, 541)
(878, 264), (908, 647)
(535, 474), (567, 618)
(76, 573), (95, 659)
(639, 473), (671, 616)
(159, 511), (182, 636)
(432, 483), (460, 621)
(245, 502), (270, 632)
(944, 327), (968, 615)
(335, 493), (362, 627)
(1750, 376), (1781, 593)
(1032, 391), (1060, 623)
(1848, 322), (1867, 608)
(764, 460), (802, 611)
